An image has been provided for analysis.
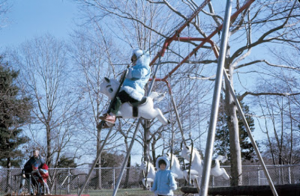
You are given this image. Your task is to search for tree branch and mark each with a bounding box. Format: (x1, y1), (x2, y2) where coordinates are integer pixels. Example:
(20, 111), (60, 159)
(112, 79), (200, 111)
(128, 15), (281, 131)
(231, 1), (298, 62)
(235, 59), (300, 71)
(239, 91), (300, 101)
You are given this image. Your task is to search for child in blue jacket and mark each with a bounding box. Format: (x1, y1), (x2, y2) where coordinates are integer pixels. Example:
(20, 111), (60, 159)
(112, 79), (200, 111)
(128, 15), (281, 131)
(151, 156), (177, 196)
(100, 49), (151, 127)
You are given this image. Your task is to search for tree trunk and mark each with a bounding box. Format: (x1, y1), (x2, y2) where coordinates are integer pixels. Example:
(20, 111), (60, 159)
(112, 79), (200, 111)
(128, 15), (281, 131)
(96, 129), (102, 189)
(143, 120), (151, 190)
(225, 50), (242, 186)
(46, 125), (51, 167)
(123, 137), (130, 188)
(5, 157), (11, 193)
(151, 141), (157, 165)
(288, 99), (293, 164)
(143, 120), (151, 162)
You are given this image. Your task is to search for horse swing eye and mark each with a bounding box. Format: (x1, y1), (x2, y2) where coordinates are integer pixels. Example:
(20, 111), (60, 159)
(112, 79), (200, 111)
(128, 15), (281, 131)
(109, 88), (113, 93)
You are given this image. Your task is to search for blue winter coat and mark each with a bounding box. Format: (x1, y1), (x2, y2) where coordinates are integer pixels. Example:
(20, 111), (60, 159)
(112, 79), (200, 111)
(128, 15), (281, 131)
(151, 156), (177, 196)
(22, 155), (45, 178)
(121, 49), (151, 101)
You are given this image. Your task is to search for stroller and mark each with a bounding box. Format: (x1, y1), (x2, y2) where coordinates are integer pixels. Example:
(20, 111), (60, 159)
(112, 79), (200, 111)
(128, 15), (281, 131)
(31, 163), (50, 195)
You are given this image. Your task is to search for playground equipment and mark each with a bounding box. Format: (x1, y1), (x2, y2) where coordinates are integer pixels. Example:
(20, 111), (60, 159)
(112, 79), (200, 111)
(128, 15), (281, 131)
(166, 153), (185, 180)
(180, 143), (230, 188)
(79, 0), (280, 195)
(210, 155), (230, 180)
(99, 77), (169, 125)
(140, 160), (156, 189)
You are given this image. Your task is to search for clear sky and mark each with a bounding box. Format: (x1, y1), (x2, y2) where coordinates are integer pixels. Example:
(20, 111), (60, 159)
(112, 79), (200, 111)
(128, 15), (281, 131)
(0, 0), (78, 48)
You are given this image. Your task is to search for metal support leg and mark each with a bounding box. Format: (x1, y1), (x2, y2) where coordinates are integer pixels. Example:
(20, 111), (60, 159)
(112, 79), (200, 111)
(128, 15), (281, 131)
(112, 119), (142, 196)
(223, 71), (278, 196)
(199, 1), (232, 195)
(168, 87), (186, 144)
(78, 124), (114, 196)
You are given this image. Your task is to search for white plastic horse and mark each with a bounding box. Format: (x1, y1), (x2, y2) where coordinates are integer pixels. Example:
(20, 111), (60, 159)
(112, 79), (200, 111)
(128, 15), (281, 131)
(210, 155), (230, 180)
(165, 153), (184, 180)
(180, 145), (203, 186)
(180, 144), (230, 186)
(166, 152), (201, 187)
(140, 161), (156, 189)
(100, 77), (169, 125)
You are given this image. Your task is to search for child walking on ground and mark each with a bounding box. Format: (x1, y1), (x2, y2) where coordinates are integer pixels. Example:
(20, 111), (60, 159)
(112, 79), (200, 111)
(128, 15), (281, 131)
(151, 156), (177, 196)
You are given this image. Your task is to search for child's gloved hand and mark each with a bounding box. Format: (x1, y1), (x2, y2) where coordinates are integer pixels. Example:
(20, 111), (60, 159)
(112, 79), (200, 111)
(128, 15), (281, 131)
(126, 68), (132, 79)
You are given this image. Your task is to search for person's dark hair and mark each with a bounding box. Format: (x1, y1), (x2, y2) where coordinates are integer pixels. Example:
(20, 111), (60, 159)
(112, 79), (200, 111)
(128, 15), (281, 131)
(158, 159), (166, 166)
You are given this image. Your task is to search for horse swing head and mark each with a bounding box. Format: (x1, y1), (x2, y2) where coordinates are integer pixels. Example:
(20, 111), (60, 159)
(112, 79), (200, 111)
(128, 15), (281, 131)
(100, 77), (120, 100)
(180, 143), (193, 161)
(140, 160), (148, 172)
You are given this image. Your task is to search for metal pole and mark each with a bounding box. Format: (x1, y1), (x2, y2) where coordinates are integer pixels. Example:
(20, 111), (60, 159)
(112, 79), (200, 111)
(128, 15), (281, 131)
(223, 71), (278, 196)
(77, 176), (79, 195)
(113, 168), (116, 189)
(148, 56), (162, 94)
(67, 168), (70, 194)
(199, 1), (232, 195)
(169, 90), (186, 143)
(78, 126), (114, 196)
(112, 119), (142, 196)
(258, 168), (261, 185)
(288, 166), (291, 184)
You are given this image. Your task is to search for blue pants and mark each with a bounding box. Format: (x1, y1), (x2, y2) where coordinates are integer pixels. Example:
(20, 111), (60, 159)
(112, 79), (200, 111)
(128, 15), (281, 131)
(18, 177), (33, 194)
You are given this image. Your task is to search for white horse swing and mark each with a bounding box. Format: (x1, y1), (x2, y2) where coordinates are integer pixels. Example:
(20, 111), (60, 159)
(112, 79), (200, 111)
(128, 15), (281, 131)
(180, 142), (230, 187)
(140, 158), (156, 189)
(99, 71), (170, 127)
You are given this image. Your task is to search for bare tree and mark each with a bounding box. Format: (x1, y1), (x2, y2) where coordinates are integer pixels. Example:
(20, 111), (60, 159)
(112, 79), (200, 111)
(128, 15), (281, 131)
(6, 34), (83, 174)
(0, 0), (11, 29)
(256, 70), (300, 165)
(259, 97), (300, 166)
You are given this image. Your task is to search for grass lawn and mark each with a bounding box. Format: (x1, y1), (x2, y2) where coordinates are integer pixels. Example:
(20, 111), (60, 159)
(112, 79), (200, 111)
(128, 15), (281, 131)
(81, 188), (183, 196)
(4, 188), (184, 196)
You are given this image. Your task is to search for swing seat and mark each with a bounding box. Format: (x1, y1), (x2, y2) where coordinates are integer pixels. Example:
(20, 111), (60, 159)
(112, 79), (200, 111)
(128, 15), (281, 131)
(128, 97), (148, 117)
